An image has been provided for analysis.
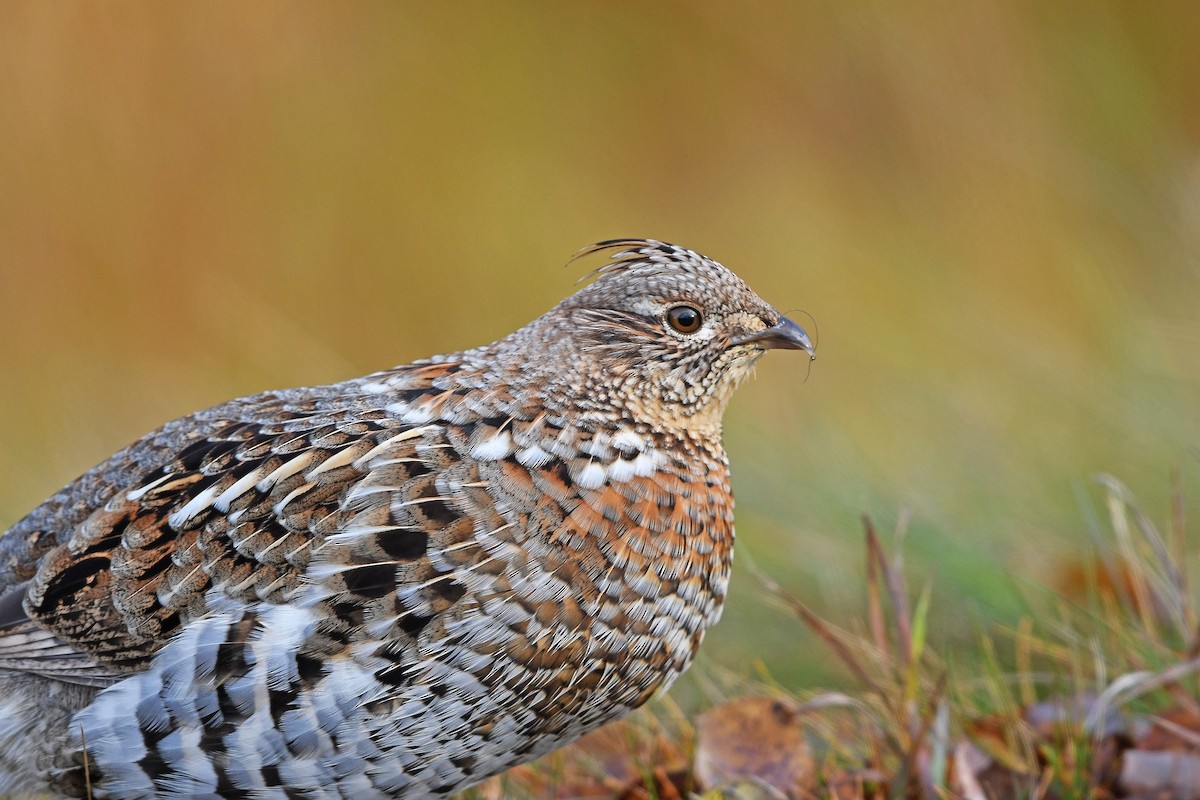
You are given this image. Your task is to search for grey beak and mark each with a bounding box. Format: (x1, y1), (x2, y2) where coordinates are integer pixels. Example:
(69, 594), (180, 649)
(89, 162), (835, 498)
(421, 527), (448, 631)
(732, 315), (815, 359)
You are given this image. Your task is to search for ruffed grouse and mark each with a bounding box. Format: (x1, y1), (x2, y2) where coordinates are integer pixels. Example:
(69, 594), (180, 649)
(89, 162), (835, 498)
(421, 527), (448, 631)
(0, 239), (814, 798)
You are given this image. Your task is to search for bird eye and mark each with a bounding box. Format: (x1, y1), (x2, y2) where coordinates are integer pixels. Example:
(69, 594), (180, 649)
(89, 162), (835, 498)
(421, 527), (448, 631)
(666, 305), (703, 334)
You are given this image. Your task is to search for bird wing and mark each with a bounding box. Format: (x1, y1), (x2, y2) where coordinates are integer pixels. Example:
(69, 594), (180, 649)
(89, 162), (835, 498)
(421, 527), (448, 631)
(0, 363), (468, 681)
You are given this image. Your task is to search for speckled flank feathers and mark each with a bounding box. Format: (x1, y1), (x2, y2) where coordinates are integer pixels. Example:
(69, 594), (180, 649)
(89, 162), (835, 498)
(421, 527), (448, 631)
(0, 240), (814, 798)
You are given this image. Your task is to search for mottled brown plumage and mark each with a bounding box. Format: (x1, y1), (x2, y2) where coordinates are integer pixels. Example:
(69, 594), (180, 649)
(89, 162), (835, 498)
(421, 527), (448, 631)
(0, 239), (813, 798)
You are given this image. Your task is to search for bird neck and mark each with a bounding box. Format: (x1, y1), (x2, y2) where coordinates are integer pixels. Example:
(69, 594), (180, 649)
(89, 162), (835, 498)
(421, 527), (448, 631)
(445, 330), (730, 451)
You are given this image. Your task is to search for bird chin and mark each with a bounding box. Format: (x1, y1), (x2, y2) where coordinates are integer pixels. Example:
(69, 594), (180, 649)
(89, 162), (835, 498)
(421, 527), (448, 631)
(711, 353), (762, 406)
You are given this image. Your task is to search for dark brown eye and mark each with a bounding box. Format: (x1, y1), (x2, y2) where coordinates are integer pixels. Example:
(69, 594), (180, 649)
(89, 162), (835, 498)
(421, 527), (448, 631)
(666, 305), (703, 334)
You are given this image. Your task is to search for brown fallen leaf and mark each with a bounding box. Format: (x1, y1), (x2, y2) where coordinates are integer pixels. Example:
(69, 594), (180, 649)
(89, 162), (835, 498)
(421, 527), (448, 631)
(477, 717), (685, 799)
(1140, 708), (1200, 752)
(693, 696), (814, 798)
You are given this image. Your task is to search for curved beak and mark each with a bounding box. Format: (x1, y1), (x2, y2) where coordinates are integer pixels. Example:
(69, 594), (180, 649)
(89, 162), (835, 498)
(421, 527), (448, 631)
(732, 315), (815, 359)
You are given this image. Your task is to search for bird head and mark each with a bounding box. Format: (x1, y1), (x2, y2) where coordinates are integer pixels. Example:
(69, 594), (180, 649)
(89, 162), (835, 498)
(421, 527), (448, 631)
(533, 239), (815, 436)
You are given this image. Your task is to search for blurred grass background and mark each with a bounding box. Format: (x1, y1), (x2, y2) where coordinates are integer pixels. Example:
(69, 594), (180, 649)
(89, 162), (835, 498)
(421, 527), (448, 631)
(2, 1), (1200, 692)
